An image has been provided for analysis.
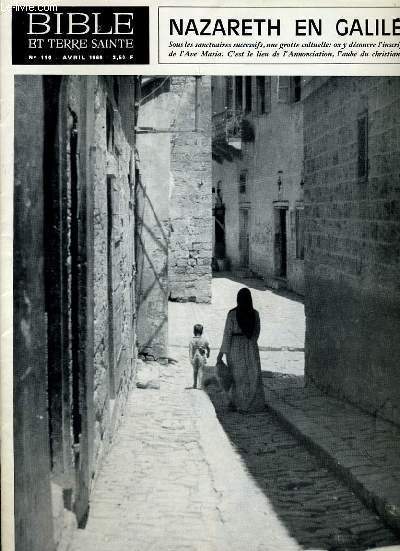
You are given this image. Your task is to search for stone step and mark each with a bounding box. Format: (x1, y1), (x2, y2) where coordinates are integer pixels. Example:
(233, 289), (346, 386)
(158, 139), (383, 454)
(263, 374), (400, 535)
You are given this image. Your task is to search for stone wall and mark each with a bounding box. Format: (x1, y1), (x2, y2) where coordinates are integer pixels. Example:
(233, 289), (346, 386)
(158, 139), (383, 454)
(136, 75), (212, 360)
(169, 76), (212, 303)
(249, 78), (304, 294)
(89, 76), (137, 471)
(136, 78), (171, 360)
(13, 76), (139, 550)
(304, 76), (400, 426)
(14, 75), (55, 551)
(14, 74), (211, 547)
(211, 76), (305, 295)
(62, 75), (137, 484)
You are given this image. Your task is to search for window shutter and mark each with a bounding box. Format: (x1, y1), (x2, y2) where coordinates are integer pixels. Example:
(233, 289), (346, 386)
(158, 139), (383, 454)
(256, 77), (265, 114)
(225, 77), (233, 110)
(277, 76), (290, 103)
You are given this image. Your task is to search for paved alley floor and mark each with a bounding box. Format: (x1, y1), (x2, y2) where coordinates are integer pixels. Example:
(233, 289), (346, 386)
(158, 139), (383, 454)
(207, 380), (399, 551)
(169, 273), (305, 375)
(71, 354), (301, 551)
(262, 370), (400, 538)
(71, 275), (399, 551)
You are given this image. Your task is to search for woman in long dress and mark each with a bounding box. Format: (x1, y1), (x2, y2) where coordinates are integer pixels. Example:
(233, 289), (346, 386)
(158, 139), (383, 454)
(217, 288), (265, 413)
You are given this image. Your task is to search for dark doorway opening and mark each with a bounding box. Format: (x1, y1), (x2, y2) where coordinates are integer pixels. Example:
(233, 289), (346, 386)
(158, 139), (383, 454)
(274, 206), (288, 279)
(69, 102), (93, 528)
(70, 108), (86, 526)
(214, 205), (225, 259)
(239, 207), (250, 268)
(43, 77), (68, 485)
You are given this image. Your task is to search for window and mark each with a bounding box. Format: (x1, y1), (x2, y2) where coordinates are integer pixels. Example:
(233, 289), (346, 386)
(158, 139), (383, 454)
(277, 76), (301, 104)
(225, 77), (233, 109)
(256, 77), (272, 115)
(293, 76), (301, 102)
(295, 208), (305, 260)
(235, 77), (243, 110)
(266, 77), (272, 113)
(245, 76), (252, 113)
(239, 171), (247, 194)
(358, 110), (368, 179)
(256, 77), (265, 114)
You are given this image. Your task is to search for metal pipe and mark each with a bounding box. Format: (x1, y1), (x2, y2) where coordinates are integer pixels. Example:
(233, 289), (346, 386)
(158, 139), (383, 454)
(134, 127), (199, 134)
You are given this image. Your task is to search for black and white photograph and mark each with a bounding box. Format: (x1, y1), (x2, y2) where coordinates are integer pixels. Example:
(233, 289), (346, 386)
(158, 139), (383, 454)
(12, 73), (400, 551)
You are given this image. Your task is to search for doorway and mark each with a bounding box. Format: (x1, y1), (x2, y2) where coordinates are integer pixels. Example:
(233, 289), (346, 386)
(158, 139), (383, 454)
(239, 207), (250, 268)
(69, 106), (90, 526)
(214, 205), (225, 259)
(68, 94), (95, 527)
(274, 205), (288, 278)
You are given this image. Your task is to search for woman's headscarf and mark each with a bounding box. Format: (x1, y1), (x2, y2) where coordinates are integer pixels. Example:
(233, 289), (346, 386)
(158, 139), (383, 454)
(236, 288), (255, 339)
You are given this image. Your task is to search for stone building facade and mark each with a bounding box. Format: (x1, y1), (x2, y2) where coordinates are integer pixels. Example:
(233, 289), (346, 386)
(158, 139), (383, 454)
(212, 76), (305, 295)
(135, 77), (171, 361)
(13, 71), (400, 551)
(14, 75), (138, 551)
(169, 77), (212, 304)
(303, 76), (400, 426)
(135, 75), (212, 362)
(212, 74), (400, 425)
(14, 74), (213, 550)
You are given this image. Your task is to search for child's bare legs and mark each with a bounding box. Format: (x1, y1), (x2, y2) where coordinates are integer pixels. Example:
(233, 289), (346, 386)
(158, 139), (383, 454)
(192, 364), (199, 388)
(191, 355), (202, 389)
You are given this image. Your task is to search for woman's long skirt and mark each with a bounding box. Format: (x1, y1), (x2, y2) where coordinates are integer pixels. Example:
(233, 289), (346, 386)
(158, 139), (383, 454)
(227, 335), (265, 413)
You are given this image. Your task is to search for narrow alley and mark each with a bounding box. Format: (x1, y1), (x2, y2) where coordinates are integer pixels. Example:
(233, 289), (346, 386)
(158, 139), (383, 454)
(71, 276), (399, 551)
(13, 75), (400, 551)
(169, 273), (305, 375)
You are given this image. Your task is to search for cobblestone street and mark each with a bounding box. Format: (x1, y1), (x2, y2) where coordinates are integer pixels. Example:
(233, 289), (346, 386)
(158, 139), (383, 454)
(71, 350), (301, 551)
(207, 386), (399, 551)
(14, 74), (400, 551)
(169, 273), (305, 375)
(71, 275), (399, 551)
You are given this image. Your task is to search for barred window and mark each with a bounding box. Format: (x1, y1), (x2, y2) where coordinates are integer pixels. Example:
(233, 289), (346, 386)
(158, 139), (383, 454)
(225, 77), (233, 109)
(239, 171), (247, 194)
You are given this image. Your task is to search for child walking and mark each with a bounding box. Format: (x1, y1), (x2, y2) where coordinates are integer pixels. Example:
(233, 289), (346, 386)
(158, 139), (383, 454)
(189, 324), (210, 389)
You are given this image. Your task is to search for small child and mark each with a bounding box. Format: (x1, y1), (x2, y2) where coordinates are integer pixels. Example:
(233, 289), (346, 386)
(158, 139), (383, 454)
(189, 324), (210, 389)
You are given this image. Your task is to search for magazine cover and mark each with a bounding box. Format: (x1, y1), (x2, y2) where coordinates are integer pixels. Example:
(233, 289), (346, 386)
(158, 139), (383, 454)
(1, 1), (400, 550)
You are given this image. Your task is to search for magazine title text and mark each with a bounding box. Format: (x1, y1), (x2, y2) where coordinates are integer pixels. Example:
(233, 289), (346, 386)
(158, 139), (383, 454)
(170, 17), (400, 37)
(12, 6), (150, 64)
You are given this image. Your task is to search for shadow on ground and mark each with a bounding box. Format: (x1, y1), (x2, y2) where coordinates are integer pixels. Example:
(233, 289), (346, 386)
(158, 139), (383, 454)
(204, 377), (399, 551)
(212, 271), (304, 304)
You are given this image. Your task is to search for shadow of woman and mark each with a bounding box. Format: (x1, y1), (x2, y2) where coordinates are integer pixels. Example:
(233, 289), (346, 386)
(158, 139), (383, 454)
(204, 381), (399, 551)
